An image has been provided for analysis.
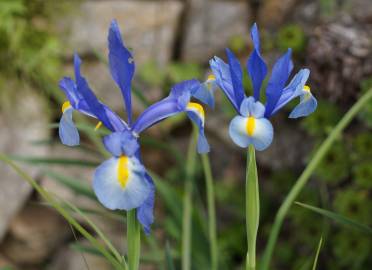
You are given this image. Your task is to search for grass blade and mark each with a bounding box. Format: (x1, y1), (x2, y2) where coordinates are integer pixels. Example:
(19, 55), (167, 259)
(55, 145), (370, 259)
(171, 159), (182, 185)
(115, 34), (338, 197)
(9, 155), (99, 167)
(312, 236), (323, 270)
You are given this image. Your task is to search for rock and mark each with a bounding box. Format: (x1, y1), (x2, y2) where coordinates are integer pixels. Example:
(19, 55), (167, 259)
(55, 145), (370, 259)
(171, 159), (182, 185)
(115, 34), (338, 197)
(59, 0), (184, 65)
(0, 204), (70, 265)
(181, 0), (250, 61)
(47, 241), (112, 270)
(0, 84), (50, 241)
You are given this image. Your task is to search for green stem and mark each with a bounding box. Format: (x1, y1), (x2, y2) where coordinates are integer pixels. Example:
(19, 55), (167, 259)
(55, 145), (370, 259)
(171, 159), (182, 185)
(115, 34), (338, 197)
(127, 209), (141, 270)
(182, 127), (198, 270)
(260, 88), (372, 270)
(201, 154), (218, 270)
(246, 145), (259, 270)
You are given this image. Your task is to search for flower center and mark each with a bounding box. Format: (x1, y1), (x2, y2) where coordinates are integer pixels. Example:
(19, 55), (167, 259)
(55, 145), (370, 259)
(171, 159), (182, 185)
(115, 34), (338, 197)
(62, 101), (71, 113)
(246, 116), (256, 136)
(117, 156), (130, 189)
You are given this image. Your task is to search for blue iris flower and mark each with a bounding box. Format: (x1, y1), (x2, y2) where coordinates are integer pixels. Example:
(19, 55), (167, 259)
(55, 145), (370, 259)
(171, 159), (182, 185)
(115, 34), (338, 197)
(58, 20), (210, 234)
(210, 23), (317, 151)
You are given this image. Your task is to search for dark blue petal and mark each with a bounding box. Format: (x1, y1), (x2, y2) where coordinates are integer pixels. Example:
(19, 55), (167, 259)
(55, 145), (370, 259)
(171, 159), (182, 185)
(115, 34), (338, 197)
(137, 172), (155, 235)
(210, 56), (240, 112)
(108, 20), (135, 125)
(59, 107), (80, 146)
(226, 48), (245, 109)
(264, 49), (293, 118)
(247, 23), (267, 101)
(103, 131), (139, 157)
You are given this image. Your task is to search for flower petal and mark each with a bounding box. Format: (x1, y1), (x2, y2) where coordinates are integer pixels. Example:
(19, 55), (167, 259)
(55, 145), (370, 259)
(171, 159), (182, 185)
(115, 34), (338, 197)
(59, 107), (80, 146)
(239, 96), (266, 118)
(108, 19), (135, 124)
(192, 79), (216, 108)
(247, 23), (267, 101)
(186, 102), (210, 153)
(229, 115), (273, 151)
(289, 92), (317, 118)
(103, 131), (139, 157)
(137, 172), (155, 235)
(226, 48), (245, 108)
(264, 49), (293, 118)
(93, 156), (151, 210)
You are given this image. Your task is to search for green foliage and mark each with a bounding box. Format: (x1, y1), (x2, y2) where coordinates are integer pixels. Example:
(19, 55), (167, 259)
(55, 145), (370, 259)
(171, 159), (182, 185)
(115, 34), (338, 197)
(353, 161), (372, 188)
(351, 132), (372, 160)
(277, 24), (307, 53)
(228, 35), (246, 54)
(357, 78), (372, 127)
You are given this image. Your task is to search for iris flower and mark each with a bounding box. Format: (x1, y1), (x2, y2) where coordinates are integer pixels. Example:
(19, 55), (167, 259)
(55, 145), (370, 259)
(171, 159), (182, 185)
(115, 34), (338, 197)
(58, 20), (209, 233)
(210, 23), (317, 151)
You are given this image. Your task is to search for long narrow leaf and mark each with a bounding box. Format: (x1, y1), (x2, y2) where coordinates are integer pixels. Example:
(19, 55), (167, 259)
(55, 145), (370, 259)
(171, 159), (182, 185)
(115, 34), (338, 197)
(9, 155), (99, 167)
(296, 202), (372, 234)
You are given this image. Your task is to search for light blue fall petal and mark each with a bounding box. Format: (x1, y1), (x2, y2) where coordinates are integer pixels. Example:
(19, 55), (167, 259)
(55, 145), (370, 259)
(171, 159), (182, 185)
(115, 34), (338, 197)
(210, 56), (240, 112)
(108, 19), (135, 125)
(59, 107), (80, 146)
(137, 173), (155, 235)
(247, 23), (267, 101)
(229, 115), (273, 151)
(103, 131), (139, 157)
(186, 110), (210, 153)
(289, 92), (317, 118)
(239, 96), (266, 118)
(264, 49), (293, 118)
(93, 157), (151, 210)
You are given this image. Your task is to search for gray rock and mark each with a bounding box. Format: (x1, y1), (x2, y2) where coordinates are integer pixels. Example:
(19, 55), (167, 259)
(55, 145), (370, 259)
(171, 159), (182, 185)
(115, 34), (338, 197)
(0, 86), (49, 241)
(60, 0), (184, 65)
(181, 0), (250, 61)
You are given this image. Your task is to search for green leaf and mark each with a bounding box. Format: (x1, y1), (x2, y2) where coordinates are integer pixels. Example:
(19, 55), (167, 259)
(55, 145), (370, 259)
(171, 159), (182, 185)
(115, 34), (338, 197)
(9, 155), (100, 167)
(70, 243), (104, 257)
(312, 236), (323, 270)
(165, 242), (176, 270)
(296, 202), (372, 234)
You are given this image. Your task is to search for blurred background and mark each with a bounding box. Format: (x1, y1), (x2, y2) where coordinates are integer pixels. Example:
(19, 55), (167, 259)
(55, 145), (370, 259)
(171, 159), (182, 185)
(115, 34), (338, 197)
(0, 0), (371, 269)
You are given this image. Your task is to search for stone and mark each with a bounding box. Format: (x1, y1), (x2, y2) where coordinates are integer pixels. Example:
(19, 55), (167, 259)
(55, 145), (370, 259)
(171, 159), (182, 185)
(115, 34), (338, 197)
(0, 84), (50, 241)
(0, 204), (70, 265)
(181, 0), (250, 61)
(59, 0), (184, 65)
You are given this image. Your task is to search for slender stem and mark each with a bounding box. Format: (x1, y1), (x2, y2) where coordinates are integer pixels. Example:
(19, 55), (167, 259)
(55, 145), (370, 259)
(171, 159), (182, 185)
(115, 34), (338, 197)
(246, 145), (259, 270)
(201, 153), (218, 270)
(260, 88), (372, 270)
(127, 209), (141, 270)
(182, 127), (198, 270)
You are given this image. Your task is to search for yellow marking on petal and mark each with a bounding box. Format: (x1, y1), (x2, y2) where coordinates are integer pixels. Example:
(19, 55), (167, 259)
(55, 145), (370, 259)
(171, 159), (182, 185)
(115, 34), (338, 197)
(187, 102), (205, 119)
(303, 85), (311, 92)
(62, 101), (71, 113)
(246, 117), (256, 136)
(207, 74), (216, 81)
(117, 156), (130, 189)
(94, 121), (103, 131)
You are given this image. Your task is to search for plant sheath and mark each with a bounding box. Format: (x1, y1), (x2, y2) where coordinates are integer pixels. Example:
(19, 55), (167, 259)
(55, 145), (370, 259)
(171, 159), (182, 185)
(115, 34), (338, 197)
(127, 209), (141, 270)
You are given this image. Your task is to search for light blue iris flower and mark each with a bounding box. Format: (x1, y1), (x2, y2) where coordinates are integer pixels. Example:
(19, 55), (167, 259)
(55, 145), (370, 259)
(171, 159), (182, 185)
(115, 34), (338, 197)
(210, 23), (317, 151)
(58, 20), (210, 234)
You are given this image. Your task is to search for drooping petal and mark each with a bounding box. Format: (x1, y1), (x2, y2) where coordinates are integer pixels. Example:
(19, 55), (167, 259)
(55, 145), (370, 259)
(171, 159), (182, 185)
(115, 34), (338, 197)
(247, 23), (268, 101)
(59, 107), (80, 146)
(239, 96), (266, 118)
(271, 68), (310, 115)
(186, 102), (210, 153)
(229, 115), (273, 151)
(93, 156), (151, 210)
(226, 48), (245, 108)
(108, 19), (135, 125)
(192, 76), (216, 108)
(137, 172), (155, 235)
(209, 56), (240, 112)
(264, 49), (293, 118)
(289, 92), (317, 118)
(132, 80), (200, 134)
(103, 131), (139, 157)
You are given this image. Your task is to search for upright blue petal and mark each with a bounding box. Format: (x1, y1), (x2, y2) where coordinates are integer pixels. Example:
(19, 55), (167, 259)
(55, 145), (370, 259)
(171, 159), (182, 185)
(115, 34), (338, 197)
(289, 92), (317, 118)
(108, 19), (135, 125)
(59, 107), (80, 146)
(93, 156), (151, 210)
(226, 48), (245, 109)
(210, 56), (240, 112)
(103, 131), (139, 157)
(137, 173), (155, 235)
(264, 49), (293, 118)
(247, 23), (267, 101)
(186, 102), (210, 153)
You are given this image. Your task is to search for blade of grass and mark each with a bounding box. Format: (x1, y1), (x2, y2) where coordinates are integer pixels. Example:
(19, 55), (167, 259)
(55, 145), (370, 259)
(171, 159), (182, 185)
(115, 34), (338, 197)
(296, 202), (372, 234)
(312, 236), (323, 270)
(0, 154), (125, 270)
(165, 242), (176, 270)
(260, 88), (372, 270)
(9, 155), (99, 167)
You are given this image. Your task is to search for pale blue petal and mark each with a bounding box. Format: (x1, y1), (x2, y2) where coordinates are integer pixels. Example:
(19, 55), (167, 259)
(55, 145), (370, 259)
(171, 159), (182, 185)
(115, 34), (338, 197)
(289, 93), (317, 118)
(186, 110), (210, 153)
(192, 82), (215, 108)
(239, 96), (266, 118)
(229, 116), (252, 148)
(137, 173), (155, 235)
(93, 157), (151, 210)
(59, 107), (80, 146)
(103, 131), (139, 157)
(250, 118), (274, 151)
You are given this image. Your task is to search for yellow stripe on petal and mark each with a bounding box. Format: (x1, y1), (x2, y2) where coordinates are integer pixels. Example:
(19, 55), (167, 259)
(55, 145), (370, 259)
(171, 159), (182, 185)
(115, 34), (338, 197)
(246, 116), (256, 136)
(62, 101), (71, 113)
(207, 74), (216, 82)
(303, 85), (311, 92)
(117, 156), (130, 189)
(187, 102), (205, 120)
(94, 121), (103, 131)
